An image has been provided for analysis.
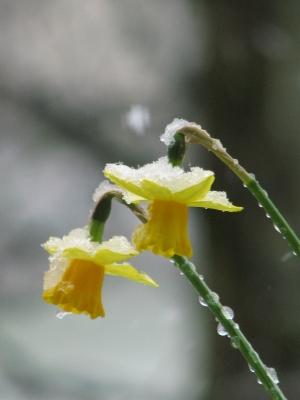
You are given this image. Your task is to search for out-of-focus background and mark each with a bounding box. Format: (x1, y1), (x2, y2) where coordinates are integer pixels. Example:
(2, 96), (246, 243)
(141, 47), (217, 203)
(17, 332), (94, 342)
(1, 1), (300, 399)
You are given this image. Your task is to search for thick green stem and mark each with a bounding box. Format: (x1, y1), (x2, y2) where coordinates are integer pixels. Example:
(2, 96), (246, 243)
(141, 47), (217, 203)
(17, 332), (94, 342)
(172, 254), (287, 400)
(178, 124), (300, 259)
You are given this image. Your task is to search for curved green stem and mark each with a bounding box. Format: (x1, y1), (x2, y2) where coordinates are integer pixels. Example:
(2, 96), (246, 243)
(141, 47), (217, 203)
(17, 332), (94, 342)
(172, 254), (287, 400)
(89, 187), (148, 242)
(178, 124), (300, 258)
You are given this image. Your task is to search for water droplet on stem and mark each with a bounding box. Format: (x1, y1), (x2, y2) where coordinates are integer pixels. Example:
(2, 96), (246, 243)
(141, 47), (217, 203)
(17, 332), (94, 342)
(230, 336), (240, 349)
(217, 323), (228, 336)
(274, 224), (281, 233)
(248, 363), (255, 372)
(207, 292), (219, 305)
(266, 367), (279, 384)
(222, 306), (234, 319)
(199, 297), (208, 307)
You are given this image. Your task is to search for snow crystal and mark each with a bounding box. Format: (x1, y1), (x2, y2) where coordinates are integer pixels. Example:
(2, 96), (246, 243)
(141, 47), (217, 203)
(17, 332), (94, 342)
(103, 235), (137, 253)
(105, 157), (214, 194)
(201, 191), (231, 206)
(45, 228), (136, 256)
(161, 118), (205, 146)
(93, 180), (117, 203)
(44, 254), (68, 290)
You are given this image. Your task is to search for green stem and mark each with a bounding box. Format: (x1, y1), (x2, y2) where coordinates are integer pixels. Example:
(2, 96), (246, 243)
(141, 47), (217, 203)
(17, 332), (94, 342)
(89, 220), (105, 243)
(89, 194), (113, 243)
(246, 179), (300, 257)
(179, 125), (300, 259)
(172, 254), (287, 400)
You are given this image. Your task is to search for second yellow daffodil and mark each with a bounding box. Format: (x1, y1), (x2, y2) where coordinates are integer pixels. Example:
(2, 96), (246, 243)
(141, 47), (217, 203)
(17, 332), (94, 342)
(43, 227), (158, 319)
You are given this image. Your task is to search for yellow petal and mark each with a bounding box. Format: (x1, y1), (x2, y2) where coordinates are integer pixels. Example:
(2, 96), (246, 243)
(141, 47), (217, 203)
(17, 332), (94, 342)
(189, 191), (243, 212)
(140, 180), (172, 200)
(62, 247), (93, 261)
(104, 170), (149, 200)
(123, 192), (148, 204)
(62, 246), (138, 265)
(105, 262), (158, 287)
(93, 247), (138, 264)
(172, 175), (215, 203)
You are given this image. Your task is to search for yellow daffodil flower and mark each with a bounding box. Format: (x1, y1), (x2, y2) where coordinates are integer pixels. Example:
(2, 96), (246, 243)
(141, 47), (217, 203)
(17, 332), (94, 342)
(43, 227), (158, 319)
(104, 157), (242, 258)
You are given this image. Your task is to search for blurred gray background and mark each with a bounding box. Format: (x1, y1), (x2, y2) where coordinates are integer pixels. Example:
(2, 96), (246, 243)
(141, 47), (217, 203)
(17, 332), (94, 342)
(1, 1), (300, 399)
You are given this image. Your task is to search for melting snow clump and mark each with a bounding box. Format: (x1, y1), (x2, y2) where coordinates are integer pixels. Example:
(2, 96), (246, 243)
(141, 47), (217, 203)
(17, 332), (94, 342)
(161, 118), (205, 146)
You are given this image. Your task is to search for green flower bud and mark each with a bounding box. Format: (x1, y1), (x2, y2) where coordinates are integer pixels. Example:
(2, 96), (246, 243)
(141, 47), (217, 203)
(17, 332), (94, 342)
(167, 131), (185, 167)
(89, 194), (113, 243)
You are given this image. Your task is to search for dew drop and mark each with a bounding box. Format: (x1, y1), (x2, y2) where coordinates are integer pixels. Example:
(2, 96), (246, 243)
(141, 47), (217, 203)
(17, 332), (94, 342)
(189, 263), (196, 272)
(56, 310), (71, 319)
(257, 378), (262, 385)
(233, 159), (239, 165)
(217, 323), (228, 336)
(199, 275), (204, 280)
(180, 272), (184, 276)
(259, 189), (268, 196)
(293, 251), (297, 256)
(249, 173), (256, 179)
(222, 306), (234, 320)
(233, 322), (240, 330)
(274, 224), (281, 233)
(230, 336), (240, 349)
(266, 367), (279, 384)
(248, 363), (255, 372)
(266, 214), (271, 218)
(249, 349), (258, 363)
(170, 259), (174, 264)
(199, 297), (208, 307)
(212, 140), (222, 150)
(207, 292), (219, 305)
(258, 203), (263, 208)
(281, 227), (287, 234)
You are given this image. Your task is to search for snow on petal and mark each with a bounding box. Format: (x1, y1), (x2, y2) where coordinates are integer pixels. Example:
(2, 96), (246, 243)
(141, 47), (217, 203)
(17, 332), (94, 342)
(189, 191), (243, 212)
(104, 157), (215, 200)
